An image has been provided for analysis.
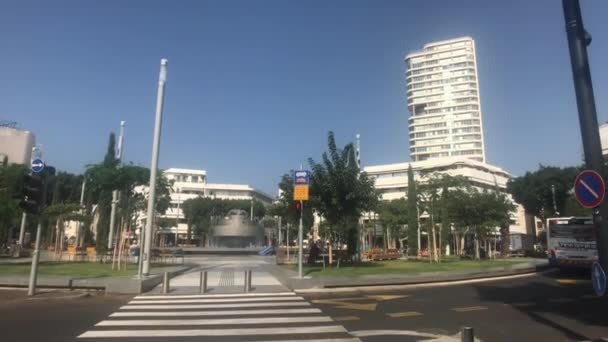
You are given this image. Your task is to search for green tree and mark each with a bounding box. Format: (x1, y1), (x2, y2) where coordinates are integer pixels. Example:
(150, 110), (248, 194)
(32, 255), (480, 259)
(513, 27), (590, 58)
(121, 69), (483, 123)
(85, 133), (118, 253)
(448, 187), (515, 259)
(406, 164), (418, 255)
(418, 173), (467, 262)
(44, 203), (85, 252)
(0, 163), (28, 243)
(308, 131), (378, 262)
(377, 198), (408, 249)
(507, 165), (580, 225)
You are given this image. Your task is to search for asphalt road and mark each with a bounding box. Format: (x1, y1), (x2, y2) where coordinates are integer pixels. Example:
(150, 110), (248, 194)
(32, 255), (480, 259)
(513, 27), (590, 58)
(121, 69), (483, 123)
(1, 268), (606, 342)
(0, 289), (131, 342)
(304, 269), (608, 341)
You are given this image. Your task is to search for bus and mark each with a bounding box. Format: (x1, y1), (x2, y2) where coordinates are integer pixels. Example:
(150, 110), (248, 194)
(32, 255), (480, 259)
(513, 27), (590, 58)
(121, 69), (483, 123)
(546, 217), (597, 268)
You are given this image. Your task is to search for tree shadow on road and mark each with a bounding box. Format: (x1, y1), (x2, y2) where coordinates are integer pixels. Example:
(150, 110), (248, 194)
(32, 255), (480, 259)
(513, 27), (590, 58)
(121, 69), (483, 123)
(472, 270), (607, 341)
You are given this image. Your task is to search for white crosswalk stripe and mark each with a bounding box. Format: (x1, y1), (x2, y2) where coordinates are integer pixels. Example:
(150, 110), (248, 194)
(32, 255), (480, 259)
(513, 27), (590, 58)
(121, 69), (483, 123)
(78, 291), (360, 341)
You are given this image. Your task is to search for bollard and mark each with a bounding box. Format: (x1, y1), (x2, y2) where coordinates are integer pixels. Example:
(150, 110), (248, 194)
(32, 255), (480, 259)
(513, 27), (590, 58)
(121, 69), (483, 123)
(162, 272), (170, 294)
(461, 327), (474, 342)
(244, 270), (250, 292)
(248, 269), (252, 291)
(199, 271), (208, 294)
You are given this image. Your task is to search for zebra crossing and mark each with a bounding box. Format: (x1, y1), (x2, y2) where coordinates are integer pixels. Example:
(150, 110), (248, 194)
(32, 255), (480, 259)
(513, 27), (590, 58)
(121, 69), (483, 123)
(77, 291), (360, 341)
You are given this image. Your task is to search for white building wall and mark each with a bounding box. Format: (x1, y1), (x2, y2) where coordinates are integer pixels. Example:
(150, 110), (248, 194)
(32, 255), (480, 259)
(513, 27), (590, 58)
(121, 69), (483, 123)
(406, 37), (485, 163)
(600, 123), (608, 156)
(0, 127), (35, 165)
(364, 157), (527, 234)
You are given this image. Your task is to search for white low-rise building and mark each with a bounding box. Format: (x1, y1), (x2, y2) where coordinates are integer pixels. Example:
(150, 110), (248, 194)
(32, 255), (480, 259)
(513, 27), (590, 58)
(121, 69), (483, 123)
(363, 157), (532, 235)
(0, 126), (35, 165)
(139, 168), (274, 244)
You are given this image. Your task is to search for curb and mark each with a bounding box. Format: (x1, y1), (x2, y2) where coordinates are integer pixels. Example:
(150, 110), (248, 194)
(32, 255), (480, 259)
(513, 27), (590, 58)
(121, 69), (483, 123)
(294, 268), (556, 295)
(268, 261), (551, 293)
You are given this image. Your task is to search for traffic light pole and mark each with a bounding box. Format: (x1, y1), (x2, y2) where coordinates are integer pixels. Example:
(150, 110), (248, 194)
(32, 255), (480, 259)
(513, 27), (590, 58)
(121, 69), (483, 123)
(563, 0), (608, 278)
(27, 168), (51, 296)
(18, 212), (27, 246)
(27, 220), (43, 296)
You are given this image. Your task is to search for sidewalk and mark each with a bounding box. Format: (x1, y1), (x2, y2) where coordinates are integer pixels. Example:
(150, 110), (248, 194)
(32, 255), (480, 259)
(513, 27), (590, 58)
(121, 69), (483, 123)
(267, 258), (550, 291)
(147, 257), (290, 295)
(0, 264), (194, 294)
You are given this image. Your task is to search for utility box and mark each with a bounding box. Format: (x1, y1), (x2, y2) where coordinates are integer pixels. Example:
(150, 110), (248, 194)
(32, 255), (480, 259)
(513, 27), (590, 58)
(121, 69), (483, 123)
(509, 233), (534, 256)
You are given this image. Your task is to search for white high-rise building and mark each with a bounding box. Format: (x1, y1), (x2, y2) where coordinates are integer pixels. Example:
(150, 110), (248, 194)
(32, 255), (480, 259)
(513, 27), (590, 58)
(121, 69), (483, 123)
(406, 36), (486, 162)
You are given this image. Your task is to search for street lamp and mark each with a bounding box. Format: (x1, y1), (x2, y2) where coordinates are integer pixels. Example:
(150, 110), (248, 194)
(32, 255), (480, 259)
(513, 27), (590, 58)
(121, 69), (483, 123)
(142, 58), (168, 277)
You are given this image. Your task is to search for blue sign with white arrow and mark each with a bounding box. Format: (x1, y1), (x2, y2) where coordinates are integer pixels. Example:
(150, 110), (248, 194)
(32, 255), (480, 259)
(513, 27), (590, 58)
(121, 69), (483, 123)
(592, 262), (606, 297)
(31, 158), (45, 173)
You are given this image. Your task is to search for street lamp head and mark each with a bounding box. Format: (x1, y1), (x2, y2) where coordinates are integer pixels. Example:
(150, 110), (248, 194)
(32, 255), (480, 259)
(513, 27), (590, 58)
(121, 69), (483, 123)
(159, 58), (168, 83)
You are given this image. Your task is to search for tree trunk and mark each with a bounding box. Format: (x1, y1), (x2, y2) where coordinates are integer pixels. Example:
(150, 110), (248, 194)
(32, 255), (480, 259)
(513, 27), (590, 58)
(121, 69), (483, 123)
(475, 231), (480, 260)
(328, 239), (333, 266)
(438, 226), (443, 259)
(431, 225), (438, 263)
(460, 235), (466, 256)
(59, 220), (64, 261)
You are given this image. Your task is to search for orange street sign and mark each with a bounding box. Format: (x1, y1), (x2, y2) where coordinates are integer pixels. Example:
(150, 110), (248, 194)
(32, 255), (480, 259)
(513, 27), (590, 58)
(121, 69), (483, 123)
(294, 185), (309, 201)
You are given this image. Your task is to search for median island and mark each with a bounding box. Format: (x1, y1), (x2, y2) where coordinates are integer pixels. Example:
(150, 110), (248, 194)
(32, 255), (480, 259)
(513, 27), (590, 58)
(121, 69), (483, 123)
(283, 257), (542, 277)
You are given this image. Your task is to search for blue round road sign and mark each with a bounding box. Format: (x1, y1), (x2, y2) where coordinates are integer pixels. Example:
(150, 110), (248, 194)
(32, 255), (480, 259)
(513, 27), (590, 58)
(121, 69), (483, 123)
(574, 170), (605, 208)
(31, 158), (45, 173)
(592, 262), (606, 297)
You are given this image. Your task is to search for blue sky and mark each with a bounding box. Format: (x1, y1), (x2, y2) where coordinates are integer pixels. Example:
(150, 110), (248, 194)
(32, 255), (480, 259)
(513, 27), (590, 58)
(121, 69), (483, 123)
(2, 0), (608, 194)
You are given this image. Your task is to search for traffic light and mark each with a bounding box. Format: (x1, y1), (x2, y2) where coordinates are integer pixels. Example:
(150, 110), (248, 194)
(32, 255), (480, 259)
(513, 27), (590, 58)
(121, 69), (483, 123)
(19, 174), (43, 214)
(295, 201), (302, 211)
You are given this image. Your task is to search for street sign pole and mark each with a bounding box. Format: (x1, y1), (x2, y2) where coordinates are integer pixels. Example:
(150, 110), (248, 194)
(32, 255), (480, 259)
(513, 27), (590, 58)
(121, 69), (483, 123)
(293, 169), (310, 279)
(298, 200), (303, 278)
(563, 0), (608, 282)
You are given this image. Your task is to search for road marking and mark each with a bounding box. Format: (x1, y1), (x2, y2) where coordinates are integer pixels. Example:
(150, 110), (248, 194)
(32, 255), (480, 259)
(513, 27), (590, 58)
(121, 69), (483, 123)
(365, 294), (408, 301)
(510, 302), (536, 307)
(332, 316), (360, 321)
(557, 278), (590, 284)
(312, 297), (367, 303)
(135, 291), (296, 299)
(312, 298), (377, 311)
(548, 298), (574, 303)
(129, 296), (305, 304)
(248, 339), (360, 342)
(78, 326), (348, 338)
(350, 330), (447, 339)
(451, 306), (487, 312)
(110, 308), (322, 317)
(96, 316), (333, 326)
(120, 301), (311, 310)
(387, 311), (423, 318)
